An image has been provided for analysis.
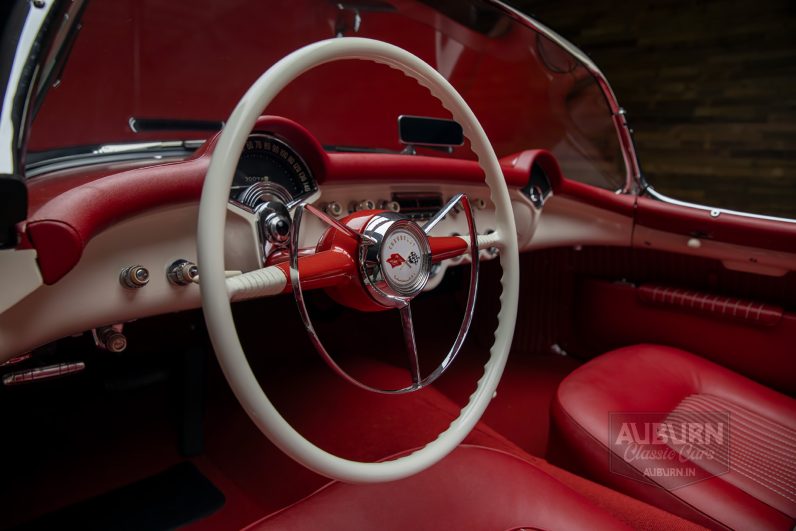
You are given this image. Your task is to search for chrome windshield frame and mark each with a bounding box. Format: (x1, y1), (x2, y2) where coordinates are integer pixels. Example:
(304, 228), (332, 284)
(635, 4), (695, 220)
(490, 0), (641, 195)
(491, 0), (795, 223)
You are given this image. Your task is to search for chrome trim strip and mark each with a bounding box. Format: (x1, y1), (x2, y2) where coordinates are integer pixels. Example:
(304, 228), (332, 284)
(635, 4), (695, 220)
(95, 141), (180, 154)
(2, 361), (85, 386)
(489, 0), (641, 194)
(645, 187), (796, 224)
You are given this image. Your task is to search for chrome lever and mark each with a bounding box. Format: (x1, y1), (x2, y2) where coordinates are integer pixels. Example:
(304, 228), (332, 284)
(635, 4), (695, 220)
(303, 203), (377, 245)
(3, 362), (86, 386)
(422, 193), (464, 235)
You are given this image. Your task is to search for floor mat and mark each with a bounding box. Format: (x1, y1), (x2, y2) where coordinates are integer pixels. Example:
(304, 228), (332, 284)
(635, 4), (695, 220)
(434, 352), (581, 456)
(13, 462), (224, 531)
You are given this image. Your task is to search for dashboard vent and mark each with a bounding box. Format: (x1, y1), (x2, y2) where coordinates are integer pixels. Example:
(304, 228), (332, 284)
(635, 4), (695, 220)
(391, 192), (443, 220)
(521, 163), (552, 208)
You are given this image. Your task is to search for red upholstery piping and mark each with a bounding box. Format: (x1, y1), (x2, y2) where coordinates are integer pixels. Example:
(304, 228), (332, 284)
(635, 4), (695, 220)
(638, 284), (783, 327)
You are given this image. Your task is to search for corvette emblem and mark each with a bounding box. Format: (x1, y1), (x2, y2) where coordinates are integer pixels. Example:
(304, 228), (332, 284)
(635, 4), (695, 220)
(386, 253), (406, 268)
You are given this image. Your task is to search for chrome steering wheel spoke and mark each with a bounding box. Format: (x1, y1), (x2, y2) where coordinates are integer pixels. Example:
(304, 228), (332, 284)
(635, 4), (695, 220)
(423, 192), (464, 235)
(291, 202), (415, 394)
(399, 303), (421, 387)
(289, 194), (480, 394)
(304, 203), (376, 245)
(414, 193), (479, 388)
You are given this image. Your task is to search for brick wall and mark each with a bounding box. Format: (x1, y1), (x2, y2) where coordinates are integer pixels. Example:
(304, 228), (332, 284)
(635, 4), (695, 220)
(510, 0), (796, 219)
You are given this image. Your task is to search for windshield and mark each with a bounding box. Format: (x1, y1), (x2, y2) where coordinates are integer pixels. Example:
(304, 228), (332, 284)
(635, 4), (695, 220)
(28, 0), (626, 190)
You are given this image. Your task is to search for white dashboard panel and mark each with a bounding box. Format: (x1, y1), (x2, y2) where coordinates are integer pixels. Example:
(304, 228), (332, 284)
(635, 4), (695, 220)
(0, 182), (539, 362)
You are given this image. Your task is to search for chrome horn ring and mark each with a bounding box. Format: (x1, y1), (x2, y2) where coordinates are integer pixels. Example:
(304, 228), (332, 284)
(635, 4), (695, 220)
(289, 193), (479, 394)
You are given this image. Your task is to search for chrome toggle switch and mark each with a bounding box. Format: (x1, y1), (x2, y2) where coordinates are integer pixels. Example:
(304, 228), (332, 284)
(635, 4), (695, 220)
(120, 265), (150, 289)
(350, 199), (375, 212)
(93, 325), (128, 353)
(168, 259), (199, 286)
(324, 201), (343, 217)
(379, 200), (401, 213)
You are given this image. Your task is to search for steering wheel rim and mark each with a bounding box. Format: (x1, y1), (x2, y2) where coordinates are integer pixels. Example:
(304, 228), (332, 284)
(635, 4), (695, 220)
(197, 37), (519, 483)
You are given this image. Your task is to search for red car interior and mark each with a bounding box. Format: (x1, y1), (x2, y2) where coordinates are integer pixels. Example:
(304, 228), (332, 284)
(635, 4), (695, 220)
(2, 1), (795, 530)
(6, 124), (796, 529)
(0, 286), (705, 531)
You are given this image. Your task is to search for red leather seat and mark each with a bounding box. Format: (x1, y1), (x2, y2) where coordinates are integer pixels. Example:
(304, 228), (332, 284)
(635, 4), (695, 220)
(244, 445), (641, 530)
(552, 344), (796, 530)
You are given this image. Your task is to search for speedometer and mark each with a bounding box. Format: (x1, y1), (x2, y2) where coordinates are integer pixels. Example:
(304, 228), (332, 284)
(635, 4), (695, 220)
(232, 134), (317, 204)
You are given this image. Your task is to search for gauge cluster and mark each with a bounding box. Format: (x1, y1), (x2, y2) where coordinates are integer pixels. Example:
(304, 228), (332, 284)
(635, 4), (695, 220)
(232, 134), (317, 205)
(224, 121), (540, 289)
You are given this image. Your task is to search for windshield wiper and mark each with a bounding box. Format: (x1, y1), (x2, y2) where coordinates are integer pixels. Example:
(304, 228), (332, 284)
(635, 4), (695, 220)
(128, 117), (224, 133)
(94, 140), (205, 154)
(26, 140), (205, 178)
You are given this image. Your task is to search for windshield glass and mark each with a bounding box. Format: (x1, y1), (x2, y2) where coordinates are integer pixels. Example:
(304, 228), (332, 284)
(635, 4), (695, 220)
(28, 0), (626, 190)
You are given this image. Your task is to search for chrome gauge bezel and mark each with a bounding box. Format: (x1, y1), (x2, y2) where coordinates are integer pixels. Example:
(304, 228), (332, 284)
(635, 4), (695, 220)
(232, 133), (317, 208)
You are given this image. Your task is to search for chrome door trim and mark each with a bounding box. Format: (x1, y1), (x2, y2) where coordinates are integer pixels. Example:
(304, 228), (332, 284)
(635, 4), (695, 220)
(645, 187), (796, 225)
(0, 0), (56, 175)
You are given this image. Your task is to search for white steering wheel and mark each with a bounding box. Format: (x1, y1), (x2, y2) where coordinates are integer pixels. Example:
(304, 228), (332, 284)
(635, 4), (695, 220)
(197, 37), (519, 483)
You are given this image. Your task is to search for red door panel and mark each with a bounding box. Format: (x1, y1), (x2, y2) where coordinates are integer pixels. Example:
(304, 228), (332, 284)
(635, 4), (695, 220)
(574, 279), (796, 395)
(635, 196), (796, 254)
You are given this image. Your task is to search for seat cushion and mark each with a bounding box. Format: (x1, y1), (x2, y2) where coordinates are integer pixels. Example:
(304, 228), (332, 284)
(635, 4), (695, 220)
(244, 445), (635, 531)
(552, 344), (796, 530)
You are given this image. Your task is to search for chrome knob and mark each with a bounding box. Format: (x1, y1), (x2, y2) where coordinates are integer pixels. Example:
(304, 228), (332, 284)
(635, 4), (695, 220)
(379, 200), (401, 213)
(168, 259), (198, 286)
(255, 200), (291, 246)
(120, 265), (149, 289)
(94, 326), (127, 352)
(324, 201), (343, 217)
(351, 199), (375, 212)
(265, 213), (291, 243)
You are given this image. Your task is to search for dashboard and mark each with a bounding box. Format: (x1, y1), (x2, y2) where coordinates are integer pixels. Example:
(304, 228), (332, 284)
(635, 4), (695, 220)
(1, 115), (589, 361)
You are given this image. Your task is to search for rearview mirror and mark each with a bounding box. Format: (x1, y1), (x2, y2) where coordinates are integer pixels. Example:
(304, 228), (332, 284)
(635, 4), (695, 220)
(398, 115), (464, 148)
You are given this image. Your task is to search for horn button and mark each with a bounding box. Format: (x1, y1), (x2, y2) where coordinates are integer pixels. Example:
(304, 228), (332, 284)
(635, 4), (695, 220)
(360, 213), (432, 308)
